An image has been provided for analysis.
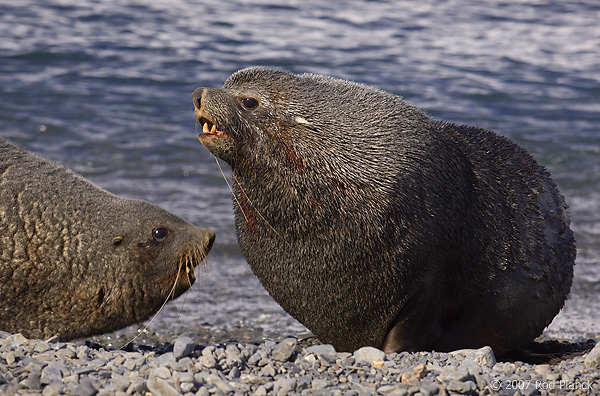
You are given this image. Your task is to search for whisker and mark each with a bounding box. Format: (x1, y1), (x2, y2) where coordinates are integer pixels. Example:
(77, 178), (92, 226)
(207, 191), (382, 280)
(118, 261), (182, 350)
(214, 156), (291, 248)
(214, 157), (249, 224)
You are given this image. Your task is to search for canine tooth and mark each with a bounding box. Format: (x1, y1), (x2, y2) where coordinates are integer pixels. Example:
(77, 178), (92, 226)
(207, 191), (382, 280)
(203, 123), (209, 133)
(210, 125), (217, 134)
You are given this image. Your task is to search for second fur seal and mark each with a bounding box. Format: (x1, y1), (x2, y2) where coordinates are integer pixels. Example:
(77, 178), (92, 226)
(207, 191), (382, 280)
(0, 138), (215, 341)
(193, 67), (575, 355)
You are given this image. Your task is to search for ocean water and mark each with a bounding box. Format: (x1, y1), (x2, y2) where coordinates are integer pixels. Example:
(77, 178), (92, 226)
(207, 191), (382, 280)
(1, 0), (599, 345)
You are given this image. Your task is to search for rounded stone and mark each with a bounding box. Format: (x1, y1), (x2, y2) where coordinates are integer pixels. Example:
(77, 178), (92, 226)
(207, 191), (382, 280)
(271, 338), (297, 362)
(354, 347), (386, 365)
(173, 336), (196, 359)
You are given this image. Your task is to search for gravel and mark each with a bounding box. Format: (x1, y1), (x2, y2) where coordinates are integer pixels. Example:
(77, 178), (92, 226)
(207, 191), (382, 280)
(0, 331), (598, 396)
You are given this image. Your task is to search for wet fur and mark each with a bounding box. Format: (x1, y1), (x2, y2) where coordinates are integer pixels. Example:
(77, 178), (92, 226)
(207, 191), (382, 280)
(0, 138), (215, 341)
(193, 67), (575, 354)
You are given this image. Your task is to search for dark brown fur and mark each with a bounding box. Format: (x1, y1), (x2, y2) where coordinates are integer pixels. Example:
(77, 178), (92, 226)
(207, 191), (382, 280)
(193, 67), (575, 354)
(0, 138), (215, 341)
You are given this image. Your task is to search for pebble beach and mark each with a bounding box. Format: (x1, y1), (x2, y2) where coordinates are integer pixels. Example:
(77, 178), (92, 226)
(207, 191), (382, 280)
(1, 331), (599, 396)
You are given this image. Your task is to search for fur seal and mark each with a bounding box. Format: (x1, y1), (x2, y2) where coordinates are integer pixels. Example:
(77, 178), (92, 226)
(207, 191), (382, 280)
(192, 67), (575, 355)
(0, 138), (215, 341)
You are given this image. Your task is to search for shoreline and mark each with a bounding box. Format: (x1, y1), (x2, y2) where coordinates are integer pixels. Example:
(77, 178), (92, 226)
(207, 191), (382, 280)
(1, 332), (598, 395)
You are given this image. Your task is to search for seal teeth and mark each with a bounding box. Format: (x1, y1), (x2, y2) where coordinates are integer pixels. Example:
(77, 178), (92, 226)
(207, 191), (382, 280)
(210, 125), (217, 134)
(203, 122), (209, 133)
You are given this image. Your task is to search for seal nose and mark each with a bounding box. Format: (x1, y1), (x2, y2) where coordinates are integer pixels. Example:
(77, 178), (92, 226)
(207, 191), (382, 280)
(192, 87), (205, 110)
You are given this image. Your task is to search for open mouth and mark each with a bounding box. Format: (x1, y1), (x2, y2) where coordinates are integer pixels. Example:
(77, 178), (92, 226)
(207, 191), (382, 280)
(198, 117), (226, 137)
(172, 244), (210, 294)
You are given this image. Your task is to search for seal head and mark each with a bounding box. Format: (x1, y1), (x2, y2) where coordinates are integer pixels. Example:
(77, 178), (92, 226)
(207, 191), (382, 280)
(193, 67), (575, 354)
(0, 139), (215, 341)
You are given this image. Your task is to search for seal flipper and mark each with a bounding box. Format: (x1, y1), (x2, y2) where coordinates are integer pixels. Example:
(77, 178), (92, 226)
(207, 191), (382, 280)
(382, 292), (444, 353)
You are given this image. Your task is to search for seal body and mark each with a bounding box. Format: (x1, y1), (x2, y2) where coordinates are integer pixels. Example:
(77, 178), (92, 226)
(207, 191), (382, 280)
(0, 138), (215, 341)
(192, 67), (575, 354)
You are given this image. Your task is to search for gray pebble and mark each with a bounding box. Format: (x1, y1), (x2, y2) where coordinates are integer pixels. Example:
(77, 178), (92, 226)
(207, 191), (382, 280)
(503, 362), (516, 375)
(350, 382), (377, 395)
(254, 385), (267, 396)
(264, 381), (275, 391)
(147, 378), (181, 396)
(156, 352), (176, 367)
(305, 344), (337, 356)
(196, 386), (210, 396)
(40, 366), (63, 384)
(11, 334), (28, 345)
(296, 375), (311, 391)
(248, 351), (262, 366)
(194, 371), (210, 384)
(377, 384), (401, 394)
(450, 346), (496, 368)
(151, 366), (172, 380)
(20, 372), (41, 390)
(585, 342), (600, 368)
(42, 381), (64, 396)
(74, 366), (96, 375)
(420, 383), (440, 395)
(3, 352), (15, 365)
(180, 381), (195, 393)
(546, 372), (561, 381)
(387, 388), (410, 396)
(312, 378), (331, 390)
(210, 377), (234, 392)
(74, 378), (98, 396)
(33, 341), (51, 353)
(263, 340), (276, 354)
(354, 346), (386, 365)
(446, 379), (476, 394)
(173, 370), (194, 383)
(260, 363), (276, 377)
(0, 332), (598, 396)
(561, 372), (574, 383)
(274, 377), (296, 395)
(228, 366), (240, 379)
(201, 346), (215, 358)
(123, 358), (137, 371)
(112, 376), (130, 391)
(197, 355), (216, 368)
(133, 379), (149, 394)
(57, 347), (77, 360)
(271, 338), (297, 362)
(174, 336), (196, 359)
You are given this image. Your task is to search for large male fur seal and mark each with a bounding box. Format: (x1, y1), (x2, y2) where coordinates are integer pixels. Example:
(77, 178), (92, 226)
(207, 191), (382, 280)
(0, 138), (215, 341)
(192, 67), (575, 355)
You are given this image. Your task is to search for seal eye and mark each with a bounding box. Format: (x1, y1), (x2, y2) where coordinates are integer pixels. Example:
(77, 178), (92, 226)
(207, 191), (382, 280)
(153, 227), (169, 242)
(240, 97), (259, 110)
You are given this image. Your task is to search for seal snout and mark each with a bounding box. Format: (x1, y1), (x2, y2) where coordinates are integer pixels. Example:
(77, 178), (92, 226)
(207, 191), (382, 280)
(193, 87), (226, 138)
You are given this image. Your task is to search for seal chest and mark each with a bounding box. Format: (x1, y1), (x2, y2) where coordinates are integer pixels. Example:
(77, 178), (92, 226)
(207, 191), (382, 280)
(0, 138), (215, 341)
(193, 67), (575, 354)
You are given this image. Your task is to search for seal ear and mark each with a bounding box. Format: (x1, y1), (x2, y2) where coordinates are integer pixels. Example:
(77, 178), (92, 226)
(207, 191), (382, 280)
(112, 236), (124, 246)
(293, 116), (319, 132)
(294, 116), (310, 125)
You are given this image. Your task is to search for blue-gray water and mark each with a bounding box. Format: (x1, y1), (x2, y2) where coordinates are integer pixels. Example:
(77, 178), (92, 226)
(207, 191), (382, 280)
(1, 0), (599, 344)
